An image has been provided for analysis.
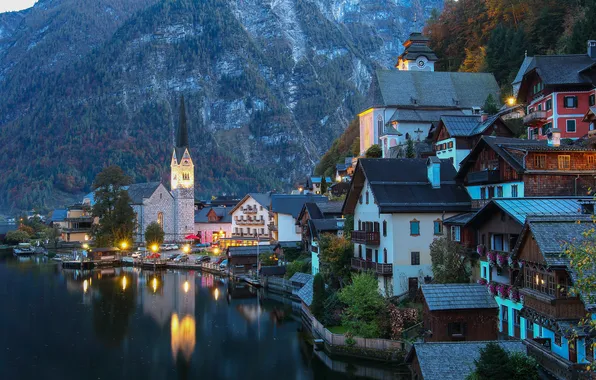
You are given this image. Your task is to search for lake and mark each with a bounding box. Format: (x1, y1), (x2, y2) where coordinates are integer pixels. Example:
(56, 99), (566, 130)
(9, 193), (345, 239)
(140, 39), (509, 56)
(0, 255), (405, 380)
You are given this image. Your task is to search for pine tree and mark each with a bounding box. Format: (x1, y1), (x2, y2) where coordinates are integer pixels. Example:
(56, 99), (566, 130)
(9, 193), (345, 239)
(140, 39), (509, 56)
(320, 176), (328, 194)
(483, 94), (499, 115)
(472, 343), (515, 379)
(406, 139), (416, 158)
(311, 273), (326, 319)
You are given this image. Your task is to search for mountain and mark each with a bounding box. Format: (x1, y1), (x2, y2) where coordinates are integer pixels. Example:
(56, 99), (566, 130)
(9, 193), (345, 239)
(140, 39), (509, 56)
(0, 0), (442, 211)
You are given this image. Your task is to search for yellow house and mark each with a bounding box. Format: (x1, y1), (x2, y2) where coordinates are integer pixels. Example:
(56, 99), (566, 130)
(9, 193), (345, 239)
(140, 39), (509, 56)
(61, 205), (96, 243)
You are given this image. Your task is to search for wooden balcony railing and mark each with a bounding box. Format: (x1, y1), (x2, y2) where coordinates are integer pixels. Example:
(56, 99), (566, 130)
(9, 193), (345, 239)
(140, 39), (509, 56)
(467, 170), (501, 185)
(351, 230), (380, 245)
(351, 258), (393, 275)
(523, 110), (547, 125)
(242, 208), (258, 214)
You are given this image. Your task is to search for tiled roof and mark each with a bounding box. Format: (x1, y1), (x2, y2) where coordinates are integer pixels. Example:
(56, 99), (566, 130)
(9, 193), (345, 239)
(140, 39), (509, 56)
(407, 341), (526, 380)
(365, 70), (500, 111)
(296, 278), (314, 306)
(315, 201), (343, 216)
(512, 56), (534, 85)
(194, 206), (232, 223)
(439, 114), (502, 137)
(355, 159), (471, 213)
(387, 108), (465, 124)
(127, 182), (163, 204)
(529, 54), (596, 85)
(227, 245), (274, 257)
(50, 209), (68, 222)
(289, 272), (313, 286)
(443, 212), (476, 225)
(249, 193), (272, 209)
(308, 218), (345, 239)
(422, 284), (498, 311)
(493, 198), (586, 224)
(260, 265), (286, 277)
(271, 194), (328, 218)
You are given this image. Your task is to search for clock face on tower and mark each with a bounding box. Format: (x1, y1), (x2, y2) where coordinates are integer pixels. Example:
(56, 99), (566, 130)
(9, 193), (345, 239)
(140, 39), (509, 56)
(417, 59), (425, 68)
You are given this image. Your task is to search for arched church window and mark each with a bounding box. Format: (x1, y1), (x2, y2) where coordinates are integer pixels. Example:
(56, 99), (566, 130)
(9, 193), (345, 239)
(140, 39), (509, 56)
(157, 212), (164, 227)
(405, 133), (410, 140)
(182, 173), (190, 181)
(377, 116), (383, 137)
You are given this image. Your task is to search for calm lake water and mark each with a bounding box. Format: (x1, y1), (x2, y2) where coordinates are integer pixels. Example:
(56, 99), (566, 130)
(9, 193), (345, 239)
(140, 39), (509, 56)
(0, 255), (405, 380)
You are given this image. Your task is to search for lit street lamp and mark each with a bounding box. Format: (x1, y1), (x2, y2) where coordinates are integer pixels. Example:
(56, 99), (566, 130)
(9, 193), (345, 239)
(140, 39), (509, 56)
(507, 97), (516, 106)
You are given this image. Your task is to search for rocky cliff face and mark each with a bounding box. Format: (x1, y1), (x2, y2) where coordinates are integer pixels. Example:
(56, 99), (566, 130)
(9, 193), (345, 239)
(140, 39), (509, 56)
(0, 0), (441, 210)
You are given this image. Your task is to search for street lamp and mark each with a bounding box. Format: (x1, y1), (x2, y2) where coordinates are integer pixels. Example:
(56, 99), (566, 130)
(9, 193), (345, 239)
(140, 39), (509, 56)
(82, 243), (89, 250)
(507, 97), (516, 106)
(151, 244), (159, 253)
(120, 241), (128, 250)
(183, 245), (190, 254)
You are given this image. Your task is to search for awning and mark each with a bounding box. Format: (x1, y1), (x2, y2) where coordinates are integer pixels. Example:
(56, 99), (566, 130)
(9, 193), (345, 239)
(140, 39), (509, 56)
(185, 234), (200, 240)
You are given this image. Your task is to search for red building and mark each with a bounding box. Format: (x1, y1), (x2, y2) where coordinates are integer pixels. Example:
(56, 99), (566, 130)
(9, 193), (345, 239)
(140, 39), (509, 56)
(517, 41), (596, 140)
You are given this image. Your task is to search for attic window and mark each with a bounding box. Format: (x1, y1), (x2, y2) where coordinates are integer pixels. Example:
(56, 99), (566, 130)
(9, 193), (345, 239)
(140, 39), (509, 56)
(472, 107), (481, 115)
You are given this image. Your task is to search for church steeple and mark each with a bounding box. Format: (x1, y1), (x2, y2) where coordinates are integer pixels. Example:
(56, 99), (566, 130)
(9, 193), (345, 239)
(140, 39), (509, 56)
(176, 95), (189, 149)
(396, 32), (437, 71)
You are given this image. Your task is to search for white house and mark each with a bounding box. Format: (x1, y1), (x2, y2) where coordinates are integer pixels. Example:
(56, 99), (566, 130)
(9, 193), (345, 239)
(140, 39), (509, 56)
(227, 193), (273, 246)
(358, 32), (500, 158)
(270, 194), (327, 243)
(343, 157), (472, 297)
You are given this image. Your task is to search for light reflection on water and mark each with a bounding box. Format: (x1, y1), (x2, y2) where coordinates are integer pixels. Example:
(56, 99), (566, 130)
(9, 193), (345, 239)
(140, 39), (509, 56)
(0, 256), (407, 380)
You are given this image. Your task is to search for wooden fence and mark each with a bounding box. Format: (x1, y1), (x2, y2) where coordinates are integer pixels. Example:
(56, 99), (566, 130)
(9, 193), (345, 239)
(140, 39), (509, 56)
(303, 303), (405, 352)
(265, 277), (294, 295)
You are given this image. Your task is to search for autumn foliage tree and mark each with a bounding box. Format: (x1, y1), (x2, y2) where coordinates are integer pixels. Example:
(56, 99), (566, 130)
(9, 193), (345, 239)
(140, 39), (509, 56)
(318, 233), (353, 289)
(429, 236), (471, 283)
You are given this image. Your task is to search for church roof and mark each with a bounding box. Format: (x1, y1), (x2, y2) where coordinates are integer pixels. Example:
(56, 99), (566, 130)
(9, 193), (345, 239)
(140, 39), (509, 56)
(363, 70), (500, 112)
(174, 96), (190, 162)
(127, 182), (163, 205)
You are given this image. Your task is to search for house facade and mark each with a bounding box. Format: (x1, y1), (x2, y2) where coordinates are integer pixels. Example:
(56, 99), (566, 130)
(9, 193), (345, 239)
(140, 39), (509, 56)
(270, 194), (327, 243)
(516, 41), (596, 140)
(513, 215), (595, 378)
(457, 135), (596, 209)
(358, 33), (500, 158)
(226, 193), (272, 247)
(194, 206), (232, 244)
(61, 204), (95, 243)
(433, 114), (513, 169)
(343, 158), (471, 297)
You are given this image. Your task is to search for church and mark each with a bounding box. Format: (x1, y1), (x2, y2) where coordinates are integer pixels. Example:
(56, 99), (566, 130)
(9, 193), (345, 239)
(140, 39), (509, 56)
(83, 100), (195, 244)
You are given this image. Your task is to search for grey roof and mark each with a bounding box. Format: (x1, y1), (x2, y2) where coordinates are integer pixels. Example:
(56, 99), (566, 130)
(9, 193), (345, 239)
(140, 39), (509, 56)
(260, 265), (286, 277)
(528, 54), (596, 86)
(296, 277), (314, 306)
(365, 70), (500, 111)
(289, 272), (313, 286)
(349, 159), (471, 213)
(249, 193), (272, 209)
(387, 108), (464, 124)
(315, 201), (343, 217)
(127, 182), (163, 204)
(439, 114), (502, 137)
(227, 245), (274, 257)
(271, 194), (328, 218)
(422, 284), (498, 311)
(443, 212), (476, 225)
(408, 341), (526, 380)
(308, 218), (345, 239)
(194, 206), (232, 223)
(50, 209), (68, 222)
(512, 56), (534, 85)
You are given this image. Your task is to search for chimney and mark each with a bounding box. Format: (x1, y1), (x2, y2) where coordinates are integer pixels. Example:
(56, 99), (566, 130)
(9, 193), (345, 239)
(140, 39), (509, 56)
(588, 40), (596, 59)
(480, 112), (489, 122)
(547, 128), (561, 147)
(427, 157), (441, 189)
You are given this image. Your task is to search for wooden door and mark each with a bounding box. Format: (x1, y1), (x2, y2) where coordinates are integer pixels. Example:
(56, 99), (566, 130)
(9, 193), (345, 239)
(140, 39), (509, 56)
(569, 341), (577, 363)
(408, 277), (418, 297)
(366, 248), (372, 261)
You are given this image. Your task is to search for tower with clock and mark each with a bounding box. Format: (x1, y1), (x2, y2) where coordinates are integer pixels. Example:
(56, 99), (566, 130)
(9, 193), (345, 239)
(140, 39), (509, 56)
(396, 32), (437, 72)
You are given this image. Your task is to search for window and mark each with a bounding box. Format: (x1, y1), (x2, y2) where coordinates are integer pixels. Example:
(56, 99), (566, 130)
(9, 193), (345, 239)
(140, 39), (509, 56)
(497, 186), (503, 198)
(566, 119), (576, 133)
(382, 220), (387, 237)
(492, 234), (504, 251)
(358, 220), (362, 230)
(541, 122), (552, 136)
(260, 206), (263, 211)
(534, 154), (546, 169)
(488, 187), (495, 199)
(359, 194), (362, 204)
(448, 141), (454, 149)
(546, 99), (552, 110)
(451, 226), (461, 242)
(554, 334), (562, 346)
(502, 305), (509, 323)
(157, 212), (164, 227)
(590, 94), (595, 106)
(365, 191), (369, 204)
(377, 116), (383, 137)
(588, 155), (595, 166)
(182, 172), (190, 180)
(358, 245), (362, 258)
(513, 309), (520, 327)
(538, 104), (542, 111)
(375, 250), (379, 262)
(411, 252), (420, 265)
(512, 185), (518, 197)
(433, 220), (443, 235)
(564, 96), (578, 108)
(482, 266), (487, 280)
(558, 155), (571, 170)
(410, 220), (420, 236)
(586, 339), (594, 361)
(448, 322), (466, 337)
(480, 187), (486, 200)
(383, 248), (387, 264)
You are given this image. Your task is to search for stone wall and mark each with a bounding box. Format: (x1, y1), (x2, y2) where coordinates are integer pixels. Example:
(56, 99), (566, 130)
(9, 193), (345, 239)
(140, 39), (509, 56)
(133, 184), (175, 243)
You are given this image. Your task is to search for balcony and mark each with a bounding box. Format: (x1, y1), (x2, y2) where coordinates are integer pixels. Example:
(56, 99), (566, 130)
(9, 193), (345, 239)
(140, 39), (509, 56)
(236, 218), (265, 225)
(268, 222), (277, 231)
(242, 208), (258, 214)
(351, 230), (380, 245)
(351, 258), (393, 275)
(523, 110), (547, 126)
(467, 170), (500, 185)
(65, 216), (94, 222)
(523, 338), (587, 380)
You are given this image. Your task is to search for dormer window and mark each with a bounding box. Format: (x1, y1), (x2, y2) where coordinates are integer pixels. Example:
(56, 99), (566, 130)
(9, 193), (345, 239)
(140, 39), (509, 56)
(472, 107), (481, 115)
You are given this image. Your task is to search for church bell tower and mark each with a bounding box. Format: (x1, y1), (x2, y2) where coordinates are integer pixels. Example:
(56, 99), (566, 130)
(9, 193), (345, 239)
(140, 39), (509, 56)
(171, 96), (195, 242)
(396, 32), (437, 72)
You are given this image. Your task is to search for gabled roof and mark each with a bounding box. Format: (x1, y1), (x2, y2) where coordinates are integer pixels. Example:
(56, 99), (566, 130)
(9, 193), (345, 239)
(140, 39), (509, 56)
(308, 218), (345, 239)
(50, 209), (68, 222)
(229, 192), (272, 214)
(194, 206), (232, 223)
(443, 212), (476, 225)
(363, 70), (500, 111)
(422, 284), (498, 311)
(438, 114), (505, 138)
(406, 341), (526, 380)
(127, 182), (164, 204)
(289, 272), (313, 286)
(512, 56), (534, 86)
(316, 201), (343, 217)
(513, 215), (596, 310)
(466, 197), (589, 227)
(271, 194), (328, 218)
(343, 159), (471, 214)
(526, 54), (596, 86)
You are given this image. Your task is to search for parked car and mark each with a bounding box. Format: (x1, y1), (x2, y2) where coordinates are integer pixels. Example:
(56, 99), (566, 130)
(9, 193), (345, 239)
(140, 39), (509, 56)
(219, 259), (228, 270)
(195, 243), (210, 248)
(174, 255), (189, 263)
(199, 255), (211, 263)
(131, 252), (142, 259)
(159, 244), (169, 251)
(168, 253), (181, 261)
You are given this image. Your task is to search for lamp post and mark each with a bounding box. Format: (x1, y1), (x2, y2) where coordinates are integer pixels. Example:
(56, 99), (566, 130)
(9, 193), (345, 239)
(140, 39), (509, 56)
(507, 97), (516, 107)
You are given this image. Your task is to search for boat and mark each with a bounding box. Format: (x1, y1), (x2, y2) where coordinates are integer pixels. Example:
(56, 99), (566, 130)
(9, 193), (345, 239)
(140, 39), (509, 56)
(13, 243), (35, 256)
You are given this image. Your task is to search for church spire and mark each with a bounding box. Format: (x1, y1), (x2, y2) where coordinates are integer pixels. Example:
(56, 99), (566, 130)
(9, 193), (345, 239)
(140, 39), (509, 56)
(176, 95), (189, 148)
